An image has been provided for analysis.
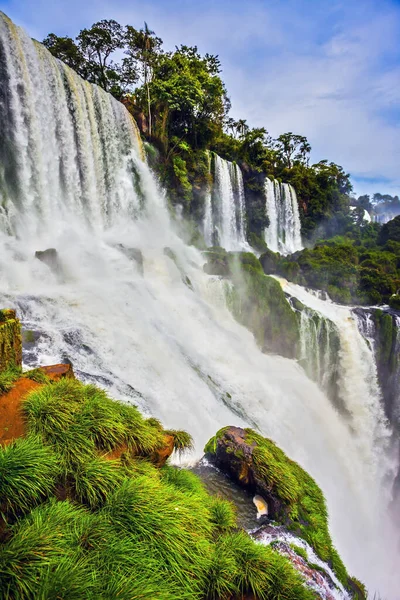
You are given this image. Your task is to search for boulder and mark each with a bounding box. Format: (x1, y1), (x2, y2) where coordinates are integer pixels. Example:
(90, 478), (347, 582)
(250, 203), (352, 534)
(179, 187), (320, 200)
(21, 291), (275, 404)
(35, 248), (62, 276)
(204, 426), (288, 520)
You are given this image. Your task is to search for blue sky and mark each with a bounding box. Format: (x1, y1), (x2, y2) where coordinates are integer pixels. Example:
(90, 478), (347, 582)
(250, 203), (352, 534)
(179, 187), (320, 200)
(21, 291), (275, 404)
(1, 0), (400, 197)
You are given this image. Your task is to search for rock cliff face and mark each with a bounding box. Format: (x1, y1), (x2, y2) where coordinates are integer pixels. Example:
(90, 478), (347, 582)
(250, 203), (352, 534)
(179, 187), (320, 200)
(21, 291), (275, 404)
(0, 309), (22, 371)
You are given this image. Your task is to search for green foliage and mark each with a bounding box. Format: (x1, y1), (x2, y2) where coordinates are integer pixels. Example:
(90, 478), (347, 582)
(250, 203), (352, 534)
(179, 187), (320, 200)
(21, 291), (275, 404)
(206, 427), (351, 589)
(290, 543), (308, 561)
(214, 531), (315, 600)
(165, 429), (194, 456)
(0, 372), (342, 598)
(0, 437), (59, 519)
(246, 429), (349, 586)
(22, 380), (165, 469)
(378, 215), (400, 245)
(265, 229), (400, 305)
(0, 366), (21, 393)
(22, 368), (51, 385)
(72, 457), (123, 509)
(208, 496), (237, 533)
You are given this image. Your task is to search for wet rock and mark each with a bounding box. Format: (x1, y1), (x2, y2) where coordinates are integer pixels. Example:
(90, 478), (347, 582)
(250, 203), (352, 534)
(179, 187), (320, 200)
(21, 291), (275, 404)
(40, 363), (75, 381)
(35, 248), (63, 277)
(204, 426), (287, 519)
(115, 244), (144, 275)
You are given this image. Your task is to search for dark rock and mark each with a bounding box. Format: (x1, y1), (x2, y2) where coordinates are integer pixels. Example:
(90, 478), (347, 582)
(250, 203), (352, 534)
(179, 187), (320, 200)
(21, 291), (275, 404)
(115, 244), (144, 275)
(259, 248), (280, 274)
(35, 248), (62, 276)
(204, 426), (286, 520)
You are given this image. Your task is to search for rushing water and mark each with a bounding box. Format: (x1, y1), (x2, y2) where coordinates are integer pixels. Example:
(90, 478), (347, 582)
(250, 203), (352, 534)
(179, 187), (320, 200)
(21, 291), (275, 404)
(204, 154), (248, 250)
(264, 178), (303, 254)
(0, 12), (399, 597)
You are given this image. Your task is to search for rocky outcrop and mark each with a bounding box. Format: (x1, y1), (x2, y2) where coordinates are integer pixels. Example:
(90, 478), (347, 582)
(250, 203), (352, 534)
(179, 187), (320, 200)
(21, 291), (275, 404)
(204, 426), (357, 594)
(40, 363), (75, 381)
(35, 248), (62, 274)
(205, 426), (289, 520)
(0, 309), (22, 371)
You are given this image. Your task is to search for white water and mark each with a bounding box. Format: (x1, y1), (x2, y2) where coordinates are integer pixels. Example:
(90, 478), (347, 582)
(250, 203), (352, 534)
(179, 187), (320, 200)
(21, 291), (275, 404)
(264, 178), (303, 254)
(256, 527), (351, 600)
(210, 155), (248, 250)
(0, 12), (399, 597)
(296, 304), (339, 396)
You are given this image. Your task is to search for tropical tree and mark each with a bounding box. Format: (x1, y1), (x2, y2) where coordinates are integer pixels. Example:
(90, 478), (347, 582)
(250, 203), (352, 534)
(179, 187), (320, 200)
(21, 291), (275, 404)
(124, 23), (163, 136)
(43, 34), (86, 74)
(275, 133), (311, 168)
(77, 20), (125, 92)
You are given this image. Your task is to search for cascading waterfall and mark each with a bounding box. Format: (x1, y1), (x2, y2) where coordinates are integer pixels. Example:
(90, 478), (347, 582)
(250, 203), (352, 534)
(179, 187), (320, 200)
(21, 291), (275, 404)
(203, 151), (213, 247)
(264, 178), (303, 254)
(292, 303), (341, 403)
(207, 154), (248, 250)
(0, 12), (399, 597)
(0, 12), (145, 235)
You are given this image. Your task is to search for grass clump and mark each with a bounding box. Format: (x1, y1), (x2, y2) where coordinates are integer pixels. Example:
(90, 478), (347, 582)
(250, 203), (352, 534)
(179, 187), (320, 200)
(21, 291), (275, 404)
(0, 376), (353, 598)
(22, 368), (51, 385)
(208, 496), (237, 533)
(211, 531), (315, 600)
(72, 457), (124, 509)
(22, 379), (166, 463)
(0, 366), (22, 393)
(0, 436), (59, 520)
(165, 429), (194, 456)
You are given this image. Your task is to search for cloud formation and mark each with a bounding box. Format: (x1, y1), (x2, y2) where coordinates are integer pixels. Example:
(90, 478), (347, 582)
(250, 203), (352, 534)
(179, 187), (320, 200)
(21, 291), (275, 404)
(1, 0), (399, 196)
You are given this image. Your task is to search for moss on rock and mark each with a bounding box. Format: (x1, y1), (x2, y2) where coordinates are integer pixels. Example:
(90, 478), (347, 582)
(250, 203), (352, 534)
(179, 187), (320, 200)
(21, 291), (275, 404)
(0, 309), (22, 372)
(204, 426), (363, 594)
(203, 251), (300, 358)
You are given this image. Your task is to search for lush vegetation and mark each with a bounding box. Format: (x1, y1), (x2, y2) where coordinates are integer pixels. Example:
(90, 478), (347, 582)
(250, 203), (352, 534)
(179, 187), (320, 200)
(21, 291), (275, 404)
(0, 376), (325, 599)
(41, 19), (400, 311)
(260, 216), (400, 305)
(204, 427), (366, 598)
(203, 248), (300, 357)
(43, 20), (354, 240)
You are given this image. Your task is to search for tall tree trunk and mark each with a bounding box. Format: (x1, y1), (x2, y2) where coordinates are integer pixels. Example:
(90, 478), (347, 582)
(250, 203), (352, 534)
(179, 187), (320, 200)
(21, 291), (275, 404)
(146, 82), (152, 137)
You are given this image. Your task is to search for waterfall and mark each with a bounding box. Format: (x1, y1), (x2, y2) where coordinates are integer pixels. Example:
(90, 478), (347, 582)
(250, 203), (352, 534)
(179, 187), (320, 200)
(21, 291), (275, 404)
(0, 12), (399, 597)
(292, 303), (340, 403)
(203, 151), (213, 247)
(264, 178), (303, 254)
(210, 154), (247, 250)
(0, 12), (145, 236)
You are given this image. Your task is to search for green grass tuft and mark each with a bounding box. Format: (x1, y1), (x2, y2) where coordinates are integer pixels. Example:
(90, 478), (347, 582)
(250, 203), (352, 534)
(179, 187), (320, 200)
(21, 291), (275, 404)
(72, 457), (123, 509)
(0, 436), (60, 519)
(22, 368), (51, 385)
(165, 429), (194, 456)
(208, 496), (237, 533)
(0, 376), (353, 599)
(0, 366), (22, 393)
